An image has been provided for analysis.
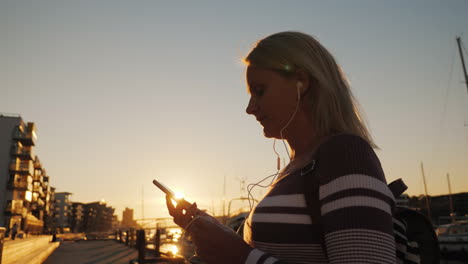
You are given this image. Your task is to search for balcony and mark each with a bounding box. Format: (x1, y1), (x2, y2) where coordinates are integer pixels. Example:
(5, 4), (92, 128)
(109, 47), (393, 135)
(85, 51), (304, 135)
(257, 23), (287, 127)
(9, 160), (34, 175)
(41, 180), (49, 189)
(33, 184), (43, 192)
(5, 200), (23, 215)
(33, 185), (44, 198)
(33, 156), (42, 169)
(37, 198), (45, 207)
(10, 145), (34, 160)
(7, 174), (33, 191)
(31, 198), (45, 209)
(13, 124), (36, 146)
(7, 180), (28, 190)
(33, 174), (43, 182)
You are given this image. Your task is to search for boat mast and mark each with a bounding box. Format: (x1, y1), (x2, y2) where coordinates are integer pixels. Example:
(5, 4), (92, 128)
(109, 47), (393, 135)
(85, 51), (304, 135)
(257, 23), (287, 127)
(456, 36), (468, 94)
(447, 173), (455, 223)
(420, 162), (432, 220)
(141, 185), (144, 220)
(223, 174), (226, 224)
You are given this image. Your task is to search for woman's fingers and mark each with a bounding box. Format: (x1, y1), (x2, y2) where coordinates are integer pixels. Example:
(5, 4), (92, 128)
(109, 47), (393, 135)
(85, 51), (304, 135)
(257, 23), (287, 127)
(186, 202), (198, 216)
(166, 195), (202, 228)
(165, 195), (176, 216)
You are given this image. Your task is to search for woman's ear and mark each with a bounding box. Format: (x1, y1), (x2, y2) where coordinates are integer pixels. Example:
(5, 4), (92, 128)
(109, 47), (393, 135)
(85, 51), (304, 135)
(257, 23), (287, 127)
(295, 69), (311, 98)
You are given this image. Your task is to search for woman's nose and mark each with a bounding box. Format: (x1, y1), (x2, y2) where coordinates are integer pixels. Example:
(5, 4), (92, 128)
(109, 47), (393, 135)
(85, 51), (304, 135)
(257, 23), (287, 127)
(246, 97), (257, 115)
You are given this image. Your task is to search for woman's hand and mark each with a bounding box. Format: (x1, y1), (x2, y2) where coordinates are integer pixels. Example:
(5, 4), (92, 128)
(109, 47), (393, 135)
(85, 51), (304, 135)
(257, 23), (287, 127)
(165, 196), (252, 264)
(166, 195), (204, 229)
(188, 215), (252, 264)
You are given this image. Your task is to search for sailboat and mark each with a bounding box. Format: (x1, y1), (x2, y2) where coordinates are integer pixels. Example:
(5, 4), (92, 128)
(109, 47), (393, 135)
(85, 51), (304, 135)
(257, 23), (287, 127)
(436, 36), (468, 256)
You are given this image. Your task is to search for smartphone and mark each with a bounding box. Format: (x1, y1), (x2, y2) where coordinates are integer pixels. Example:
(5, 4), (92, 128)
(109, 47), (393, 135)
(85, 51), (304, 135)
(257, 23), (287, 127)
(152, 179), (193, 209)
(152, 179), (177, 198)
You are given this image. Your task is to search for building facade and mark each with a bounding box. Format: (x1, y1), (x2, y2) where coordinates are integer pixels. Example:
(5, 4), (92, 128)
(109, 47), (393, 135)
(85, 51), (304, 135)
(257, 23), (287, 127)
(44, 186), (57, 233)
(0, 114), (40, 233)
(71, 202), (85, 233)
(54, 192), (73, 232)
(27, 156), (49, 233)
(0, 114), (55, 234)
(121, 207), (136, 228)
(83, 201), (115, 232)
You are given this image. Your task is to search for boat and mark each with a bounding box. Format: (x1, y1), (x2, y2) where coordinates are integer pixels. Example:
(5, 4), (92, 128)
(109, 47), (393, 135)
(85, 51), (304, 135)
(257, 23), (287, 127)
(436, 221), (468, 254)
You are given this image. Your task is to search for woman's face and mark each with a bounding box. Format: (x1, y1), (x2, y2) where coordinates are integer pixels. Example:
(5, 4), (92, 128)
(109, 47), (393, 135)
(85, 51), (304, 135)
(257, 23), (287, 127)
(245, 66), (299, 139)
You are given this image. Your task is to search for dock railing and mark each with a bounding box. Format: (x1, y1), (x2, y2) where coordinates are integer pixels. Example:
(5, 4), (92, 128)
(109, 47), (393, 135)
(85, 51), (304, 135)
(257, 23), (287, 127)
(116, 227), (186, 264)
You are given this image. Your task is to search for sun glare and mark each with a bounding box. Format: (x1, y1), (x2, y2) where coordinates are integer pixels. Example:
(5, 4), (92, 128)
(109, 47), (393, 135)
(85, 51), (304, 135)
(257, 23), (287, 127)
(170, 245), (179, 255)
(174, 191), (184, 200)
(170, 191), (185, 207)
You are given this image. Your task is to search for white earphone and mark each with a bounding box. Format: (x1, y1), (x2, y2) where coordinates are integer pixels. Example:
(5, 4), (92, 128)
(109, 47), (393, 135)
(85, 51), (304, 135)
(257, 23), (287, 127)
(296, 81), (303, 101)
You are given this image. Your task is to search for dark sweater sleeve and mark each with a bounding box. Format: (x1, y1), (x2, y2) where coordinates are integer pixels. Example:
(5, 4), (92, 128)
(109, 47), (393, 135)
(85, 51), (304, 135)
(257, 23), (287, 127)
(316, 134), (396, 264)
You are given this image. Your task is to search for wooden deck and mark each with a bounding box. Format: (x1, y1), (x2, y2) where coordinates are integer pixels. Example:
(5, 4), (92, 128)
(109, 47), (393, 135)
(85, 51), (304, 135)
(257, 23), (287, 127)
(43, 240), (138, 264)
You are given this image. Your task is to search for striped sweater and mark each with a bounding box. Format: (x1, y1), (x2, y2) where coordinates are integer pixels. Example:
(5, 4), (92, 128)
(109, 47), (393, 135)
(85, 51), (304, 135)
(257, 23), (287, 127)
(243, 134), (396, 264)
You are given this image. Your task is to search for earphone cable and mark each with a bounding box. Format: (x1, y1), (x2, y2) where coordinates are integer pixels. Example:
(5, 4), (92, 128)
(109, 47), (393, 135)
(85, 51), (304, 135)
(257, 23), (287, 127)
(279, 96), (301, 160)
(246, 171), (280, 211)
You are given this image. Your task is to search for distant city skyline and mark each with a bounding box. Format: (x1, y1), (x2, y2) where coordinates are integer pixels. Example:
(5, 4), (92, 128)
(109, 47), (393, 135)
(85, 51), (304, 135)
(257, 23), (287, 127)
(1, 0), (468, 219)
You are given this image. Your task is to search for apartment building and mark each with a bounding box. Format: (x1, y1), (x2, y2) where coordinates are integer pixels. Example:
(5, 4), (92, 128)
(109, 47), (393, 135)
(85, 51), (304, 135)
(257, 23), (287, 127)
(44, 186), (57, 233)
(83, 201), (115, 232)
(0, 114), (57, 234)
(71, 202), (85, 233)
(121, 207), (138, 228)
(28, 156), (51, 233)
(54, 192), (73, 232)
(0, 115), (35, 229)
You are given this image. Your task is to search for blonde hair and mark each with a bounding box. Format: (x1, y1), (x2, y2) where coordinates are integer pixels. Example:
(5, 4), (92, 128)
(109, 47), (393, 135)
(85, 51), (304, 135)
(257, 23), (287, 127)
(244, 31), (377, 148)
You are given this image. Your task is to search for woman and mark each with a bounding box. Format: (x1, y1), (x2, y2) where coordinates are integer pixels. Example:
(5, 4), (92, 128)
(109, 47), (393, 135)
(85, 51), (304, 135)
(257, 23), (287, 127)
(167, 31), (395, 264)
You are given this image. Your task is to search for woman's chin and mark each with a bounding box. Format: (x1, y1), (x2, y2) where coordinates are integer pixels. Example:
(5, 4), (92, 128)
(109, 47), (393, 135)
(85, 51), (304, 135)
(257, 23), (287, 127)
(262, 128), (280, 139)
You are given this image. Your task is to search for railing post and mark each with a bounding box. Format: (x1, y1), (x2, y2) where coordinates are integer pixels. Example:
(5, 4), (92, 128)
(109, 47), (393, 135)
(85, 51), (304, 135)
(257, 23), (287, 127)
(0, 227), (5, 264)
(125, 230), (129, 246)
(154, 228), (161, 257)
(130, 228), (135, 248)
(136, 229), (145, 264)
